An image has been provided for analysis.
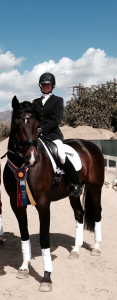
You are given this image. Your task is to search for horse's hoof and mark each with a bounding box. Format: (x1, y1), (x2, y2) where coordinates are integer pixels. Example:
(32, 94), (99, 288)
(39, 282), (52, 292)
(16, 269), (29, 279)
(68, 250), (79, 259)
(90, 248), (101, 256)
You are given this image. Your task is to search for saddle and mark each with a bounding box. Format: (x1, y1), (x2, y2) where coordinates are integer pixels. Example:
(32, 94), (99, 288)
(40, 135), (61, 168)
(39, 135), (82, 197)
(40, 135), (62, 196)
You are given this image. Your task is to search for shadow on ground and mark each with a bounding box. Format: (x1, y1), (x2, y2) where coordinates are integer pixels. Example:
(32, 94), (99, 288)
(0, 232), (91, 282)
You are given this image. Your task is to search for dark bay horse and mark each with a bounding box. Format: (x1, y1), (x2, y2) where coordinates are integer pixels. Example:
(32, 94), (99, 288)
(0, 161), (3, 244)
(3, 96), (104, 292)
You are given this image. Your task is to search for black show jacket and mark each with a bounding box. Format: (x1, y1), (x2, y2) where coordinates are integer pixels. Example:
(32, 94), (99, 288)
(33, 94), (64, 141)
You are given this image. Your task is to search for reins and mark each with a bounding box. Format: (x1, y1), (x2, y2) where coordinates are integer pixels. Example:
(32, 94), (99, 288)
(12, 113), (38, 157)
(14, 114), (35, 120)
(1, 113), (37, 159)
(1, 150), (23, 159)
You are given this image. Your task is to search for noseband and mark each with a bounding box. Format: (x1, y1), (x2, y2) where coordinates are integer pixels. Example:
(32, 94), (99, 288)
(11, 114), (37, 157)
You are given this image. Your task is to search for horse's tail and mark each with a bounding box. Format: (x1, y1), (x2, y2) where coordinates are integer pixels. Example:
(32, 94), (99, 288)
(82, 186), (95, 232)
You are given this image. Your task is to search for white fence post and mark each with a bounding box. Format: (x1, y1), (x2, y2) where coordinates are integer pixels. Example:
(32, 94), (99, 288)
(104, 155), (117, 188)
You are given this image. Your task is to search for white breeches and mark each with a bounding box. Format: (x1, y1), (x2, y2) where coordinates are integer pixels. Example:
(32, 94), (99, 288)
(53, 139), (66, 164)
(0, 214), (3, 236)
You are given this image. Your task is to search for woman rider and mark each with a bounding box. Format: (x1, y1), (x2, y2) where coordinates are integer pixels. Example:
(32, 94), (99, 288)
(33, 72), (81, 197)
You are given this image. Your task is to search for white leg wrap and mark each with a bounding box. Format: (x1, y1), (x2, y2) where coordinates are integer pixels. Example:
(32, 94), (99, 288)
(42, 248), (53, 272)
(93, 241), (100, 251)
(53, 140), (66, 164)
(94, 221), (102, 242)
(0, 214), (3, 236)
(75, 221), (83, 246)
(21, 240), (31, 262)
(72, 244), (81, 254)
(19, 260), (29, 271)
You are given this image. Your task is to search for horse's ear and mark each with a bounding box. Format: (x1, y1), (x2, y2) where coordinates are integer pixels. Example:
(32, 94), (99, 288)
(12, 96), (19, 111)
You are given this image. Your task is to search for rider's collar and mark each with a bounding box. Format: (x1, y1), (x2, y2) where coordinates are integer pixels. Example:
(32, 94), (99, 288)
(41, 93), (52, 105)
(42, 92), (52, 98)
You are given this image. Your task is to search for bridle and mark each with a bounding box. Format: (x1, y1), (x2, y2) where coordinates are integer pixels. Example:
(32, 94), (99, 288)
(10, 114), (38, 158)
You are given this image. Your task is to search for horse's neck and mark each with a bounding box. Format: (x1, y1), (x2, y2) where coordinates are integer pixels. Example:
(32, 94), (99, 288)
(7, 137), (24, 168)
(38, 138), (53, 169)
(8, 136), (14, 152)
(38, 139), (47, 157)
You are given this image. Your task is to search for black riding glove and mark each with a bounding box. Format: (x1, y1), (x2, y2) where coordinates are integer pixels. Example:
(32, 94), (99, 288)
(37, 127), (42, 137)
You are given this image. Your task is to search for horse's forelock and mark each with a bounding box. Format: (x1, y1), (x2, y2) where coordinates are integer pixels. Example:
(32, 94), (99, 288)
(12, 101), (33, 117)
(19, 101), (32, 112)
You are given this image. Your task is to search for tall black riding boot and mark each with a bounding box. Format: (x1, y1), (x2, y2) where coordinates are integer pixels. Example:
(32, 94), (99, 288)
(62, 156), (82, 197)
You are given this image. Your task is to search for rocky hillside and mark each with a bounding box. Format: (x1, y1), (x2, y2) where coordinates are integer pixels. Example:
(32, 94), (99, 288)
(0, 111), (11, 123)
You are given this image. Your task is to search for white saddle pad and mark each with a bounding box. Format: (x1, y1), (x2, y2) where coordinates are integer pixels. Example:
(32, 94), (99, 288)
(39, 139), (82, 174)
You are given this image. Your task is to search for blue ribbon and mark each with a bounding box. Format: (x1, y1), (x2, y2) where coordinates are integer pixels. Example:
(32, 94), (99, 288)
(20, 180), (29, 206)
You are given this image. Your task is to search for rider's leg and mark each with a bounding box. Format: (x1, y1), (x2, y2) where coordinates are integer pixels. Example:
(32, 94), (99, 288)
(53, 140), (81, 197)
(53, 139), (66, 164)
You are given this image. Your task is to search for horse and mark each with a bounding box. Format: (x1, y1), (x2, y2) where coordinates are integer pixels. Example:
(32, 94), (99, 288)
(0, 161), (3, 244)
(3, 96), (104, 292)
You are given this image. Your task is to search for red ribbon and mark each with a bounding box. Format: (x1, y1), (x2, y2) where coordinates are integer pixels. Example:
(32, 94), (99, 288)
(17, 181), (23, 207)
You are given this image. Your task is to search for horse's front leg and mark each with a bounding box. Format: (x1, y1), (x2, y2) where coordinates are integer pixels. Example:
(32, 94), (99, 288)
(36, 200), (52, 292)
(10, 198), (31, 278)
(68, 196), (84, 259)
(0, 168), (3, 244)
(0, 200), (4, 245)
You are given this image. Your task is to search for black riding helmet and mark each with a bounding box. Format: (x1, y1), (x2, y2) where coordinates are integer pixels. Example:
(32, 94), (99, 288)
(39, 72), (56, 89)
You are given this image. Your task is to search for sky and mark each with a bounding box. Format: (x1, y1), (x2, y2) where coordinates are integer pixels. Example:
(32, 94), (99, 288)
(0, 0), (117, 111)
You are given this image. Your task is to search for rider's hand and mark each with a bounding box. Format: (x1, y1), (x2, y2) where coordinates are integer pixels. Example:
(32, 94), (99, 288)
(37, 127), (42, 137)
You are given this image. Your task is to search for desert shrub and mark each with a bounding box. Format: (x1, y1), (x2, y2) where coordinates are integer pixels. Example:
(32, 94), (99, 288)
(61, 81), (117, 131)
(0, 122), (10, 141)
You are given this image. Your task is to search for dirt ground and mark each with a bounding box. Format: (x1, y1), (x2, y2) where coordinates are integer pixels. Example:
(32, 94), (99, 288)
(0, 126), (117, 300)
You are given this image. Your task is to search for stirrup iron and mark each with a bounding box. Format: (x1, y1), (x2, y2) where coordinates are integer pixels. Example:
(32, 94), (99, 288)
(67, 183), (82, 198)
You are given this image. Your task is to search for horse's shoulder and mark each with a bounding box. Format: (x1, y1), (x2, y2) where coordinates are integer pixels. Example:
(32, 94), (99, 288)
(32, 97), (42, 109)
(32, 97), (41, 103)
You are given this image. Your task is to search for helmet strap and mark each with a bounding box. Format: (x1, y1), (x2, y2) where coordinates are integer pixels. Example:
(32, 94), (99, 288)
(41, 92), (52, 98)
(40, 84), (54, 94)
